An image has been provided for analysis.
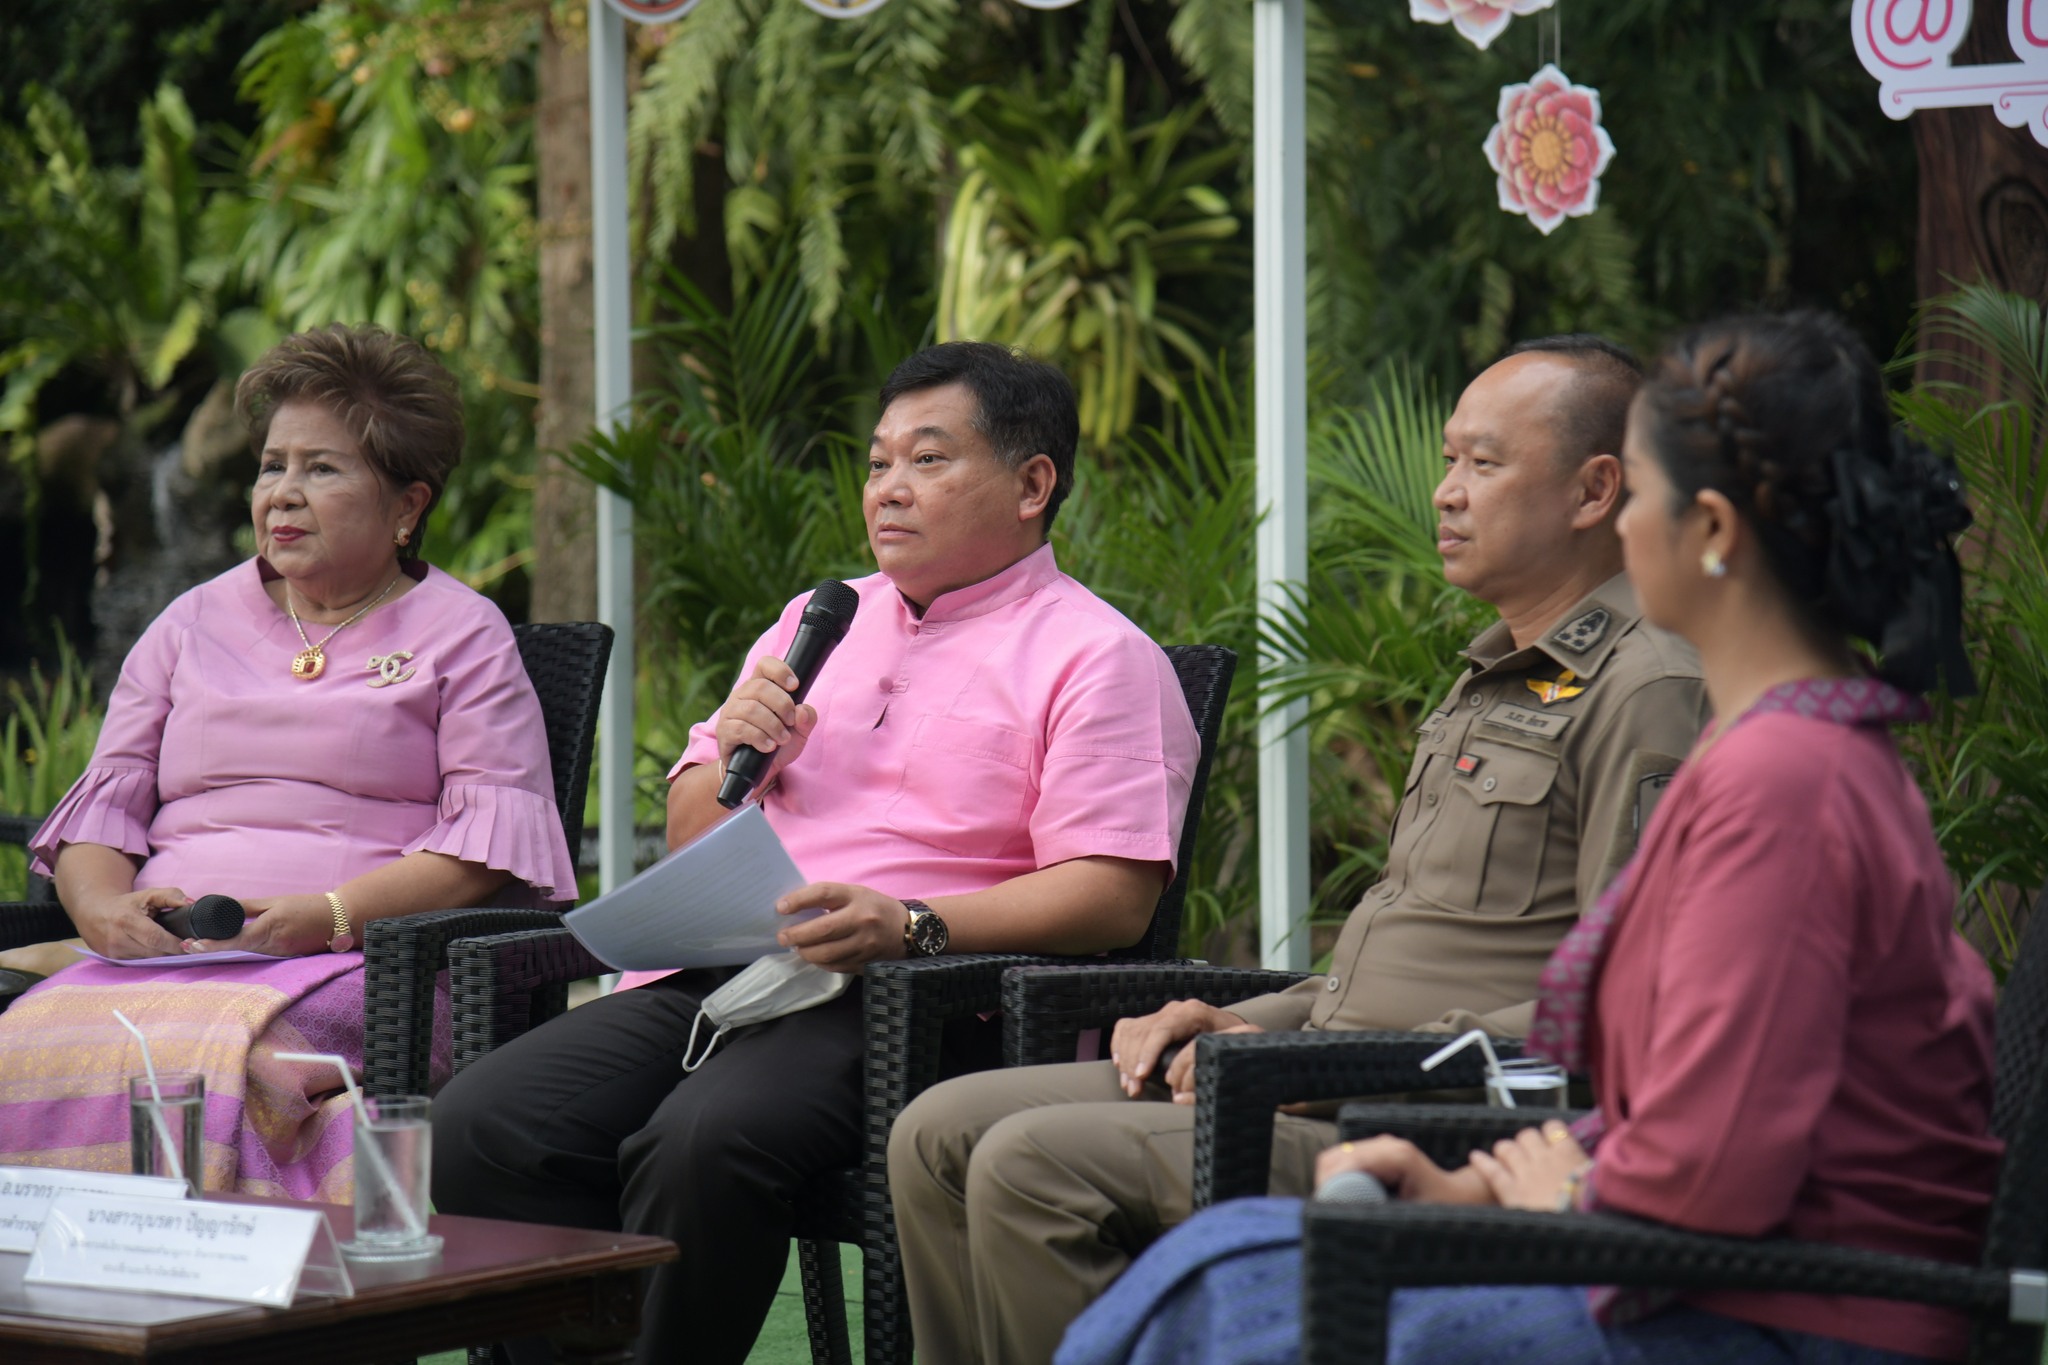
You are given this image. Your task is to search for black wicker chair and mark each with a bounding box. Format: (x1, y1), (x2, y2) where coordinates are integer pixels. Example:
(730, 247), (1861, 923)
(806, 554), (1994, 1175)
(1301, 888), (2048, 1365)
(997, 967), (1522, 1212)
(442, 643), (1237, 1365)
(0, 621), (612, 1103)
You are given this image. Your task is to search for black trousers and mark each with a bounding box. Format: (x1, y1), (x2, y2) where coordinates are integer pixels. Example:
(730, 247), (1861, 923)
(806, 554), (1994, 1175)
(431, 969), (867, 1365)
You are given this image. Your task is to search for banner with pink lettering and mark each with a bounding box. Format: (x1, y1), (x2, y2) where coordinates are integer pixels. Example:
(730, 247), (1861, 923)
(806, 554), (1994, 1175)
(1852, 0), (2048, 145)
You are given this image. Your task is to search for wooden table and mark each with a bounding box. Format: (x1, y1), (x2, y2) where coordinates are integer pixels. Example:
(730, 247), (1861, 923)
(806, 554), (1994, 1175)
(0, 1198), (676, 1364)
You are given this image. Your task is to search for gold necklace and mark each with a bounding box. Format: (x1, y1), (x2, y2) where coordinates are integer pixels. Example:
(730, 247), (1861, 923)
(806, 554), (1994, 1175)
(287, 575), (402, 680)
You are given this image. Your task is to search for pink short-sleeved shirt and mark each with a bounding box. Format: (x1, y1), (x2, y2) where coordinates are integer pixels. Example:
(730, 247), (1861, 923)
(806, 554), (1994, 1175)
(31, 559), (576, 905)
(620, 545), (1199, 989)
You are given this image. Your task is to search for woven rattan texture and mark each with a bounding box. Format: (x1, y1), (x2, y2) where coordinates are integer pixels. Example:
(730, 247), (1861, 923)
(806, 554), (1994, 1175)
(1130, 646), (1236, 961)
(1302, 1202), (2009, 1365)
(0, 902), (74, 953)
(1302, 897), (2048, 1365)
(1191, 1029), (1522, 1208)
(1001, 963), (1307, 1067)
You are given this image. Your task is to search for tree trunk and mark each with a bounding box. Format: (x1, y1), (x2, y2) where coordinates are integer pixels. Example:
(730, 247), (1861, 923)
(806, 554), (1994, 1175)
(530, 7), (599, 624)
(1914, 8), (2048, 312)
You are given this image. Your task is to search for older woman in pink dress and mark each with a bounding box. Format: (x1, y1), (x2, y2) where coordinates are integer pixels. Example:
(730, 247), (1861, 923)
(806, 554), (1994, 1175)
(0, 324), (575, 1202)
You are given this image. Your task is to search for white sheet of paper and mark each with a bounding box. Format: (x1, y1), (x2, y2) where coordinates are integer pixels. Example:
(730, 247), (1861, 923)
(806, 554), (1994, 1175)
(563, 804), (813, 971)
(76, 948), (280, 968)
(0, 1168), (188, 1253)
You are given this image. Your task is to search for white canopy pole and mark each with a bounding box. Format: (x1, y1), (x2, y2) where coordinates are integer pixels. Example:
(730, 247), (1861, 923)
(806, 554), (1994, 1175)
(591, 0), (637, 892)
(1253, 0), (1311, 971)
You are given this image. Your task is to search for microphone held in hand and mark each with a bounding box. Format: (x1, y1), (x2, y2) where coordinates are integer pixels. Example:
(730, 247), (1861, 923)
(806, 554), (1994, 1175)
(1314, 1170), (1389, 1206)
(717, 579), (861, 810)
(158, 894), (246, 943)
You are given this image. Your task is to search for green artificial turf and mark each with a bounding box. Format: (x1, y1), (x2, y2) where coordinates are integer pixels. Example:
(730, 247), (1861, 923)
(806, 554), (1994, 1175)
(419, 1241), (863, 1364)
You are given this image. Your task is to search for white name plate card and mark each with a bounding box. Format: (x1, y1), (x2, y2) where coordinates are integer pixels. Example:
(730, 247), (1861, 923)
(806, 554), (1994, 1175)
(25, 1193), (353, 1306)
(0, 1167), (187, 1253)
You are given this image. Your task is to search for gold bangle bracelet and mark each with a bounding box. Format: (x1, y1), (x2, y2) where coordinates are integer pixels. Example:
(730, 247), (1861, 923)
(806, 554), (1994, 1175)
(325, 891), (355, 953)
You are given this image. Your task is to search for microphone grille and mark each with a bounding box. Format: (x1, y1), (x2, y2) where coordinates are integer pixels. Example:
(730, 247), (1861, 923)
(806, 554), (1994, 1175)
(188, 894), (246, 941)
(1314, 1170), (1389, 1206)
(808, 579), (861, 633)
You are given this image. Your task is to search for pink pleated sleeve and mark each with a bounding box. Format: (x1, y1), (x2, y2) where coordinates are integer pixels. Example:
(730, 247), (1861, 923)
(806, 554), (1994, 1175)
(399, 608), (578, 902)
(29, 606), (183, 878)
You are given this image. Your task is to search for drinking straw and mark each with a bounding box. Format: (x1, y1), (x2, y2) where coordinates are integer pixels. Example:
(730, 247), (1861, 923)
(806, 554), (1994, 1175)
(111, 1010), (189, 1190)
(275, 1052), (428, 1241)
(1418, 1027), (1517, 1108)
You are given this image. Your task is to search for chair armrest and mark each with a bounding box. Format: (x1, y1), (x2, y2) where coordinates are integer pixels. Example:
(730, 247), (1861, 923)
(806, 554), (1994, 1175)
(1300, 1201), (2008, 1365)
(1336, 1102), (1591, 1170)
(0, 901), (75, 952)
(1191, 1031), (1525, 1209)
(1001, 963), (1308, 1068)
(445, 926), (609, 1076)
(362, 907), (570, 1095)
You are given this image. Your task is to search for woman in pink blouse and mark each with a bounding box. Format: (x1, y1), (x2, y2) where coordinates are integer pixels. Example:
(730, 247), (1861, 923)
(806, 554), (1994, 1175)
(0, 324), (574, 1201)
(1063, 312), (1997, 1365)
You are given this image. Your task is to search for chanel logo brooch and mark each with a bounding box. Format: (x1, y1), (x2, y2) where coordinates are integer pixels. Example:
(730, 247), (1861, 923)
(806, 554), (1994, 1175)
(366, 652), (417, 688)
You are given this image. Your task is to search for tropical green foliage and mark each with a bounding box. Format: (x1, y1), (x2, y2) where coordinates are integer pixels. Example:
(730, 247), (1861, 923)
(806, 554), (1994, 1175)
(0, 84), (238, 460)
(0, 638), (101, 894)
(938, 58), (1241, 448)
(1895, 287), (2048, 975)
(214, 0), (544, 596)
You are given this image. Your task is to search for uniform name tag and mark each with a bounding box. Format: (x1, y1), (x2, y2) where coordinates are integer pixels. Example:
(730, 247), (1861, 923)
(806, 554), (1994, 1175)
(25, 1193), (352, 1305)
(0, 1168), (187, 1253)
(1482, 700), (1575, 741)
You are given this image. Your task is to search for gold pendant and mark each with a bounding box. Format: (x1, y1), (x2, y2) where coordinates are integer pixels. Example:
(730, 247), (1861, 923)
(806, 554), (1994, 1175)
(292, 647), (326, 680)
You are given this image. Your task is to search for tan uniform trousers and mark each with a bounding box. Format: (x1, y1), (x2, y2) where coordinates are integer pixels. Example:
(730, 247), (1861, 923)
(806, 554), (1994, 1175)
(888, 1059), (1337, 1365)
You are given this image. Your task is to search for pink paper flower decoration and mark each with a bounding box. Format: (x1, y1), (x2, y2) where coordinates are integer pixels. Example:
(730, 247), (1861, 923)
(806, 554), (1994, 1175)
(1483, 63), (1617, 236)
(1410, 0), (1555, 51)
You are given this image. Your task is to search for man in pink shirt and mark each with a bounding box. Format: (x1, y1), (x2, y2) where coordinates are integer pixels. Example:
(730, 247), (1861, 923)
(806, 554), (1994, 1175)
(432, 342), (1201, 1365)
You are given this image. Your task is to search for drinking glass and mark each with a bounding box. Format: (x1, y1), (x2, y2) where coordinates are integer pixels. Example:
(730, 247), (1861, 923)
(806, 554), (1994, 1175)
(129, 1073), (204, 1194)
(1485, 1058), (1570, 1109)
(343, 1095), (442, 1261)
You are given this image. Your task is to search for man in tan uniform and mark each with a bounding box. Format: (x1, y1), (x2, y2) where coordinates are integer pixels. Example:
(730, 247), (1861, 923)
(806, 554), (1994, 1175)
(886, 335), (1711, 1365)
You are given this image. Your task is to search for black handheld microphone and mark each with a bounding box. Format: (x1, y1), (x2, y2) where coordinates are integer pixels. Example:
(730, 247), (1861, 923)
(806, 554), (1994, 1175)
(158, 894), (247, 942)
(717, 579), (861, 809)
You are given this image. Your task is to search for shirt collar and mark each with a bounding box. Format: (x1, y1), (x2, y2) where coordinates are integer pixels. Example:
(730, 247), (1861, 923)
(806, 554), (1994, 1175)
(1463, 572), (1641, 681)
(1735, 677), (1931, 729)
(900, 542), (1061, 625)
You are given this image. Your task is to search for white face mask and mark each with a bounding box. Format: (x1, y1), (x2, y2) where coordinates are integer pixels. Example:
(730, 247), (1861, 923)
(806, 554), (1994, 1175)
(680, 951), (852, 1072)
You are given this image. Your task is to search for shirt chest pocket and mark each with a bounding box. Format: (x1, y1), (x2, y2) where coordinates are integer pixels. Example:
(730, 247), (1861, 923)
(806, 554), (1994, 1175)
(1411, 741), (1559, 917)
(885, 716), (1036, 860)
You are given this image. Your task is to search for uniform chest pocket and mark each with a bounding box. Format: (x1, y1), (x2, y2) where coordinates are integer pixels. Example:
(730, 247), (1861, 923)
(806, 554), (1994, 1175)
(1413, 741), (1559, 916)
(885, 716), (1036, 860)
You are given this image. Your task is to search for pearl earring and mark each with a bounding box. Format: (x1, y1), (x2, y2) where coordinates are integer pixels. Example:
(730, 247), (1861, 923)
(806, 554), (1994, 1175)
(395, 527), (412, 548)
(1701, 549), (1726, 579)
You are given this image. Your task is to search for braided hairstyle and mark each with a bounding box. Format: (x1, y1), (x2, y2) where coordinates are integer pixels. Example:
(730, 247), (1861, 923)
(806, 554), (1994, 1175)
(1637, 311), (1975, 696)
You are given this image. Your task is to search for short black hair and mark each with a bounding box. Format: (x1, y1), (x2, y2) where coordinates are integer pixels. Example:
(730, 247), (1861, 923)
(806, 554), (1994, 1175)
(876, 342), (1079, 531)
(1503, 333), (1644, 466)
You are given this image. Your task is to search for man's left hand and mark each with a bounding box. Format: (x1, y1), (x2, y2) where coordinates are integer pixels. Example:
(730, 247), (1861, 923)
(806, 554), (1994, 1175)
(196, 894), (336, 957)
(776, 883), (907, 972)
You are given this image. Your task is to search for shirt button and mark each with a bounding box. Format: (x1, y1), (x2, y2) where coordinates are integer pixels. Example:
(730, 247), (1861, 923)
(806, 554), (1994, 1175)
(1468, 692), (1484, 707)
(1325, 976), (1340, 992)
(1376, 883), (1396, 898)
(1482, 777), (1498, 791)
(1432, 730), (1446, 745)
(1425, 792), (1439, 806)
(879, 677), (894, 694)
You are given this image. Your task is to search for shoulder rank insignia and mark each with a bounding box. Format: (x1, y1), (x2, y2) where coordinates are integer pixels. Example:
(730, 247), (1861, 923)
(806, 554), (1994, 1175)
(1526, 669), (1586, 705)
(1552, 607), (1611, 654)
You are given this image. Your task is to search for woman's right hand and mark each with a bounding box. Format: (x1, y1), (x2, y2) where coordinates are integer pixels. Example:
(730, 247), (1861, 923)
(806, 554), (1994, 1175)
(715, 654), (819, 783)
(71, 887), (189, 960)
(1315, 1135), (1497, 1206)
